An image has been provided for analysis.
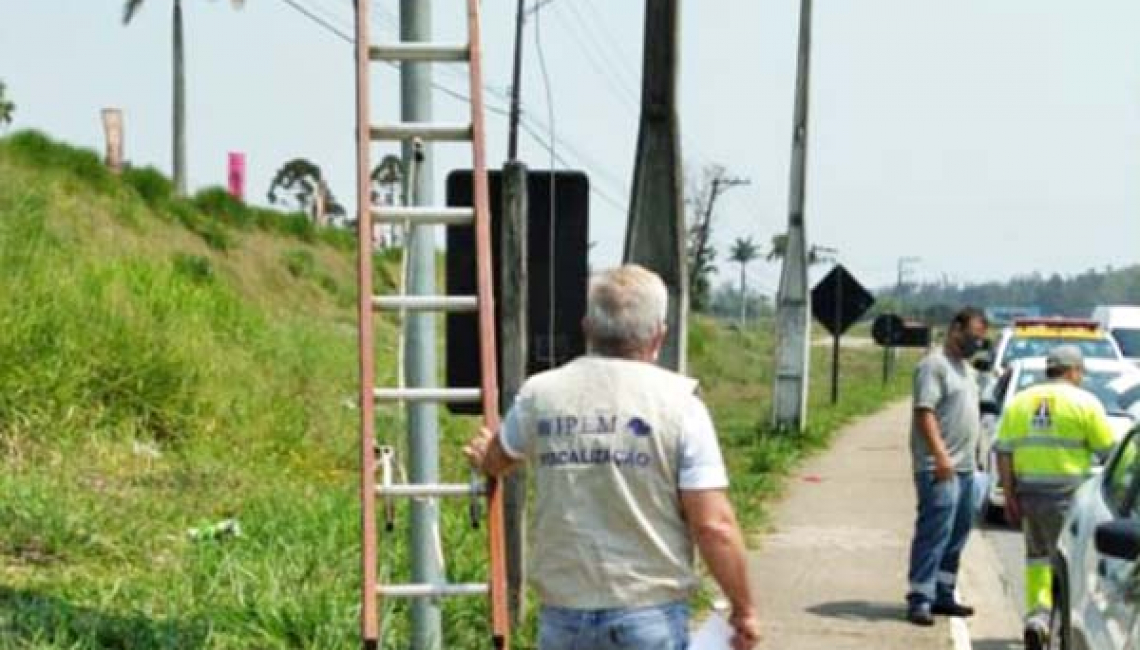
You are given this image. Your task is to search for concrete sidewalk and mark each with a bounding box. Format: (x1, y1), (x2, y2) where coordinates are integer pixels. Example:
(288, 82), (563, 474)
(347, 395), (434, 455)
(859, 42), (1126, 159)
(747, 401), (1022, 650)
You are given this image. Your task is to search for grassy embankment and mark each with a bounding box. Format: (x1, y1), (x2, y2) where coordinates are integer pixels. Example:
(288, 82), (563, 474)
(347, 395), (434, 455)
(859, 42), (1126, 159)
(0, 131), (915, 649)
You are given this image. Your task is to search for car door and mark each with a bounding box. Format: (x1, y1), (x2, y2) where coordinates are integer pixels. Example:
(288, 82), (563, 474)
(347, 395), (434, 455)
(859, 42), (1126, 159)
(1086, 431), (1140, 649)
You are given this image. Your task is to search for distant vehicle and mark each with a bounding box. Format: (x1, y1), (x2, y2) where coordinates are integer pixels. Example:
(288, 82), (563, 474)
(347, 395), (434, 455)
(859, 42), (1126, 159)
(1092, 305), (1140, 367)
(979, 357), (1140, 521)
(992, 318), (1124, 375)
(1052, 425), (1140, 650)
(985, 305), (1043, 328)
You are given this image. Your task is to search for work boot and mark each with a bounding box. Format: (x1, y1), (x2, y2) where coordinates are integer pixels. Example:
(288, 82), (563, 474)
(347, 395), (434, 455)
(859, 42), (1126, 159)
(1023, 618), (1049, 650)
(906, 601), (934, 627)
(932, 600), (975, 618)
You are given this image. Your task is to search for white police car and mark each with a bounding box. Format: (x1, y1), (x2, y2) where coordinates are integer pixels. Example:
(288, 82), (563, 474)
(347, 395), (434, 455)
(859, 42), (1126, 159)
(1050, 425), (1140, 649)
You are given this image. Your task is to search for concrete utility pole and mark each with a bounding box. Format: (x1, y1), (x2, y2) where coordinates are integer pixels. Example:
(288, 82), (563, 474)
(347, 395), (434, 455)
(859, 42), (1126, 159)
(625, 0), (686, 372)
(773, 0), (814, 431)
(400, 2), (441, 648)
(501, 0), (530, 627)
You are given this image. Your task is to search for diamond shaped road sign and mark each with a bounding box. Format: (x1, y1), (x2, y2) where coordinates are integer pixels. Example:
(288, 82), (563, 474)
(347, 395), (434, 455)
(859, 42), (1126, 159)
(811, 264), (875, 338)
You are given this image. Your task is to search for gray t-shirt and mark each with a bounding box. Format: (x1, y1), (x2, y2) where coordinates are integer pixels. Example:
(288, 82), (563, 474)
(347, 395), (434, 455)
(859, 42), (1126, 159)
(910, 349), (981, 474)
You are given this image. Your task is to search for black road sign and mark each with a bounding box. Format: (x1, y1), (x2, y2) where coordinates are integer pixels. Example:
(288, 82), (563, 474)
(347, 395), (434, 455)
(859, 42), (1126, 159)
(445, 169), (590, 414)
(811, 265), (875, 405)
(872, 313), (933, 349)
(811, 265), (874, 337)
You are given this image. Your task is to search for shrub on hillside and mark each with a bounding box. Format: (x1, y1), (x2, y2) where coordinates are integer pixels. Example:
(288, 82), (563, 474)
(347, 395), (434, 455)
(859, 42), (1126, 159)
(172, 253), (214, 283)
(3, 130), (115, 194)
(282, 249), (316, 279)
(122, 165), (174, 209)
(192, 187), (252, 228)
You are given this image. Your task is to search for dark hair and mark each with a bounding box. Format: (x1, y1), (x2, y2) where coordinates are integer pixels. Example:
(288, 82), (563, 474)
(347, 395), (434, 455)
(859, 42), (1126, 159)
(1046, 366), (1067, 379)
(950, 306), (987, 331)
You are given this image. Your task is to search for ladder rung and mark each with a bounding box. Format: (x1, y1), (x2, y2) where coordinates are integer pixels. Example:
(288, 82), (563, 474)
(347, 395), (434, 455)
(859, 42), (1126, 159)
(370, 123), (472, 142)
(376, 483), (486, 498)
(370, 43), (470, 62)
(372, 295), (478, 312)
(377, 583), (489, 598)
(373, 207), (475, 226)
(374, 387), (482, 403)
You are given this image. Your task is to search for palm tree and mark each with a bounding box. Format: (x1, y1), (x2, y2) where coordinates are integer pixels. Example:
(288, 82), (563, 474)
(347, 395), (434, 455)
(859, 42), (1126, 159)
(0, 81), (14, 129)
(730, 237), (760, 327)
(268, 158), (345, 226)
(122, 0), (244, 197)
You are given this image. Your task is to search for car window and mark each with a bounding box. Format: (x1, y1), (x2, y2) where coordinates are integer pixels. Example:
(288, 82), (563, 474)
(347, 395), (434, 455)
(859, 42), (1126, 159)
(1104, 431), (1140, 515)
(1001, 336), (1118, 365)
(1017, 369), (1136, 417)
(1111, 328), (1140, 358)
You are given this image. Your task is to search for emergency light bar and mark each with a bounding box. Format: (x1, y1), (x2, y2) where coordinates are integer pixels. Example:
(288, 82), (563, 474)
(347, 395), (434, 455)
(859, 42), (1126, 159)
(1013, 317), (1100, 330)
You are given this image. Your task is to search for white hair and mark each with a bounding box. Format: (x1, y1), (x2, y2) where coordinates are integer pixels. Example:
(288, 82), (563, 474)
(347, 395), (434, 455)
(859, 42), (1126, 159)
(585, 265), (669, 354)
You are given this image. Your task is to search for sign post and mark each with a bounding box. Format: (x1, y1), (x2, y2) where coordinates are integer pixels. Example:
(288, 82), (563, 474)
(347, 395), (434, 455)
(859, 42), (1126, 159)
(811, 265), (874, 405)
(101, 108), (124, 173)
(228, 152), (246, 202)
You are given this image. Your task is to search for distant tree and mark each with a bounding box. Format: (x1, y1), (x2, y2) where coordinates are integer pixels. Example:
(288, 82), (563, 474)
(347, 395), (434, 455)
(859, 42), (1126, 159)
(0, 81), (14, 129)
(686, 165), (749, 312)
(729, 237), (760, 327)
(267, 158), (344, 226)
(122, 0), (245, 196)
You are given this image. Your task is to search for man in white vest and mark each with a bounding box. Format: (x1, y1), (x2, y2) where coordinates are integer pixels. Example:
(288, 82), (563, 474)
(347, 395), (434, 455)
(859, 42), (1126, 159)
(464, 264), (760, 650)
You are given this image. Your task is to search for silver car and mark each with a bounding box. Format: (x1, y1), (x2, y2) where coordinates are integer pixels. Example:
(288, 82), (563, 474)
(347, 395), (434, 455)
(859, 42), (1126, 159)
(1052, 425), (1140, 649)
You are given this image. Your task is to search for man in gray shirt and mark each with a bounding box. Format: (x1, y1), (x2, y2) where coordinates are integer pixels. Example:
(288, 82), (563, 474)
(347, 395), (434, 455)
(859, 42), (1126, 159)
(906, 307), (988, 626)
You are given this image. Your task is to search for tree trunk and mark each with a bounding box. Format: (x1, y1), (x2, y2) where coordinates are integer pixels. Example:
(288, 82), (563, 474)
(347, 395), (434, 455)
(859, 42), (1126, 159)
(739, 261), (747, 328)
(172, 0), (187, 196)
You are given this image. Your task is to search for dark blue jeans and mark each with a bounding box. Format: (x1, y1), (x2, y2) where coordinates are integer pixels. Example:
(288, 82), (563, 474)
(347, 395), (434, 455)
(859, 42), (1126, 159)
(539, 601), (689, 650)
(906, 470), (977, 606)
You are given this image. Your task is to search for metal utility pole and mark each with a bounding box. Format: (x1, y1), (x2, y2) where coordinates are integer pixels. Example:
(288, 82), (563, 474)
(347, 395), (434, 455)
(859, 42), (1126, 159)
(773, 0), (814, 431)
(400, 2), (442, 648)
(897, 256), (921, 310)
(501, 0), (530, 627)
(625, 0), (686, 372)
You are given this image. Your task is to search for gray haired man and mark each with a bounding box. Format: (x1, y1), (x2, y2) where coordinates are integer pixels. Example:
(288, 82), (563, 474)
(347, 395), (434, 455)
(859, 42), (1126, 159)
(464, 264), (760, 650)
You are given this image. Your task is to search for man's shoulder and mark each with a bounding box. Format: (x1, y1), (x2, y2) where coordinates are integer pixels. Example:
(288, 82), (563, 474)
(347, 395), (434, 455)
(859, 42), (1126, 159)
(917, 350), (948, 374)
(520, 357), (698, 399)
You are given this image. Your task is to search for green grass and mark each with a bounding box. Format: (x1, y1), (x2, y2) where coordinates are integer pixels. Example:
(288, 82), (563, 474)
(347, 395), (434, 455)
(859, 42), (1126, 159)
(0, 131), (916, 649)
(688, 319), (917, 534)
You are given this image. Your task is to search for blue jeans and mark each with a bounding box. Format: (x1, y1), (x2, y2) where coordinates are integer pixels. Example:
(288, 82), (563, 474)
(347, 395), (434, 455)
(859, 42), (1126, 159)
(539, 601), (689, 650)
(906, 470), (977, 606)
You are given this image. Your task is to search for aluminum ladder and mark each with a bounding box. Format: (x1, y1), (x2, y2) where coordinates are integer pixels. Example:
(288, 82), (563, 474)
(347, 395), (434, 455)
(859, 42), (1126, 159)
(352, 1), (508, 647)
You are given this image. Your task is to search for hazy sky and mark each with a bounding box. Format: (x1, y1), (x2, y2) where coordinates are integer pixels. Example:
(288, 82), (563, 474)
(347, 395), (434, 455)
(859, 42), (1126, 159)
(3, 1), (1140, 293)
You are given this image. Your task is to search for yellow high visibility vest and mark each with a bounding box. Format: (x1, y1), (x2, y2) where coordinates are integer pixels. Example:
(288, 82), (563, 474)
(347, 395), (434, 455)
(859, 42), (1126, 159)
(995, 381), (1116, 490)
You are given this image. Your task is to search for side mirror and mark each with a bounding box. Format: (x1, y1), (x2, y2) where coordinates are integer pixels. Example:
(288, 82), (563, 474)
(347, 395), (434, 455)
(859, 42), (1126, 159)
(1095, 520), (1140, 562)
(980, 400), (1000, 417)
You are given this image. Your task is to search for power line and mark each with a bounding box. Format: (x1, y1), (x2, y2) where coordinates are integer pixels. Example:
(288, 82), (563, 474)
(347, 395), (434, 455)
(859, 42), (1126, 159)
(280, 0), (354, 42)
(275, 0), (630, 214)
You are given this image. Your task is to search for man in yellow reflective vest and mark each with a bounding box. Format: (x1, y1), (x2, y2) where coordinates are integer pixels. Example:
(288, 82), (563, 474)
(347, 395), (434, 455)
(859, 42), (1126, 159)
(995, 345), (1116, 650)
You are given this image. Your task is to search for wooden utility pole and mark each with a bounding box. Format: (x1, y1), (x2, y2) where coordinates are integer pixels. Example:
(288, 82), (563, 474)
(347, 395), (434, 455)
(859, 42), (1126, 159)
(773, 0), (814, 431)
(500, 0), (530, 626)
(625, 0), (686, 372)
(499, 161), (528, 625)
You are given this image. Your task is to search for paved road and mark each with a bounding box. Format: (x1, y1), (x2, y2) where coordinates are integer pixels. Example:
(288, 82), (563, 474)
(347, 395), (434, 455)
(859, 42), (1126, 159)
(744, 401), (1024, 649)
(981, 522), (1027, 620)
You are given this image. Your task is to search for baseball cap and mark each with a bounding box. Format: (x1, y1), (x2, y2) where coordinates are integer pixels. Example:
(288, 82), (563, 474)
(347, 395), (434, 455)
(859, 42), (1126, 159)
(1046, 344), (1084, 371)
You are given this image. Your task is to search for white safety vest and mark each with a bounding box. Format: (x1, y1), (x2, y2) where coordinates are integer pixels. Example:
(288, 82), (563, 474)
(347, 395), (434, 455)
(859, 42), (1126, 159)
(514, 356), (700, 609)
